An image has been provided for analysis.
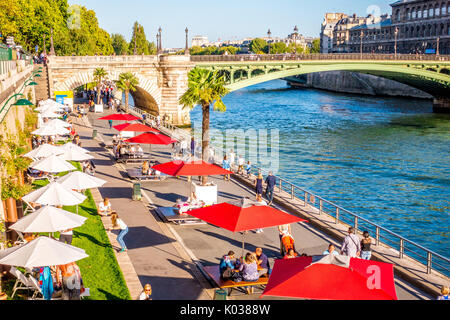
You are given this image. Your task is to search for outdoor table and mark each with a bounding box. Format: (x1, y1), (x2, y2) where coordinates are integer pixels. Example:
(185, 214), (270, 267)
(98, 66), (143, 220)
(192, 182), (217, 206)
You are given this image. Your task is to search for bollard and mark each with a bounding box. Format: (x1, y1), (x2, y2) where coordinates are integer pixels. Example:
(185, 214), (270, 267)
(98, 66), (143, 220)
(92, 129), (97, 138)
(214, 289), (227, 300)
(132, 182), (141, 201)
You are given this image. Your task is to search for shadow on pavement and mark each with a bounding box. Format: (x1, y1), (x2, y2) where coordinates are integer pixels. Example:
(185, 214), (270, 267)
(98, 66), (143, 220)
(125, 226), (176, 249)
(136, 275), (205, 300)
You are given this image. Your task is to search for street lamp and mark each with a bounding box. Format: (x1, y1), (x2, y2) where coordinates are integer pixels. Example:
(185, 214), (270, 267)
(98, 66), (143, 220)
(437, 37), (440, 56)
(185, 27), (190, 55)
(158, 27), (162, 54)
(394, 27), (399, 59)
(267, 28), (271, 54)
(0, 94), (33, 118)
(293, 25), (298, 55)
(156, 33), (160, 55)
(360, 30), (364, 59)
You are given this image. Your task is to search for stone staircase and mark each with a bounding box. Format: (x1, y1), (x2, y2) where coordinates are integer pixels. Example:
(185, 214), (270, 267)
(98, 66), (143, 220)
(34, 65), (50, 101)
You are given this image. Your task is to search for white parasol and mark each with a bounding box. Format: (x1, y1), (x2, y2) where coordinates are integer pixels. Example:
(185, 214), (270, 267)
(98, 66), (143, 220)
(29, 154), (76, 173)
(58, 171), (106, 190)
(22, 182), (86, 207)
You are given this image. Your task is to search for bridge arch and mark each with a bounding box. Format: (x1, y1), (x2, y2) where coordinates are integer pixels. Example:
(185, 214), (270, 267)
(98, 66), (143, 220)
(53, 70), (162, 115)
(219, 63), (450, 98)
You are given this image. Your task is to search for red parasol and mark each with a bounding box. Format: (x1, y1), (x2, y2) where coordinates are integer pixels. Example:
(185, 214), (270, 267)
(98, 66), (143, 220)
(98, 114), (141, 121)
(187, 198), (307, 255)
(123, 132), (177, 145)
(261, 255), (398, 300)
(151, 160), (232, 177)
(113, 123), (159, 133)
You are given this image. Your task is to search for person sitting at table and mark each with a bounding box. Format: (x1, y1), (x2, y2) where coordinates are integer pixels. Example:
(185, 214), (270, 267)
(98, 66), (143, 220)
(142, 161), (150, 175)
(219, 251), (237, 280)
(238, 252), (261, 294)
(283, 248), (298, 259)
(119, 144), (127, 158)
(129, 145), (137, 157)
(255, 248), (271, 276)
(136, 144), (144, 157)
(98, 197), (112, 216)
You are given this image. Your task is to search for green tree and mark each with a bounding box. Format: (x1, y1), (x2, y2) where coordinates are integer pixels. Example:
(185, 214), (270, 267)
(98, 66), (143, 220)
(147, 41), (157, 55)
(128, 22), (150, 55)
(270, 42), (288, 54)
(111, 33), (129, 55)
(179, 68), (229, 184)
(250, 38), (268, 54)
(93, 67), (108, 104)
(116, 72), (139, 112)
(310, 38), (321, 53)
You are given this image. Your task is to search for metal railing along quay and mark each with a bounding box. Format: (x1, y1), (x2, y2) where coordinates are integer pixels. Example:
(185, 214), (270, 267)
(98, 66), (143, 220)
(191, 53), (450, 62)
(124, 104), (450, 279)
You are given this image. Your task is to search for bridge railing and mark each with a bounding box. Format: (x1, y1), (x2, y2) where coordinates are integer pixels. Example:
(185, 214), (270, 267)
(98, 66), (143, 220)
(191, 53), (450, 62)
(125, 104), (450, 279)
(49, 55), (159, 64)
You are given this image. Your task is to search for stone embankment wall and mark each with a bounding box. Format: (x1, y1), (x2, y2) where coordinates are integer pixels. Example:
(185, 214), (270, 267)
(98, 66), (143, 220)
(288, 71), (433, 99)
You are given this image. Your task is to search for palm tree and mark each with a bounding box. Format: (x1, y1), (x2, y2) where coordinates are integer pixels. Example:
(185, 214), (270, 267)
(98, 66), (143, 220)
(93, 67), (108, 105)
(116, 72), (139, 112)
(179, 68), (229, 185)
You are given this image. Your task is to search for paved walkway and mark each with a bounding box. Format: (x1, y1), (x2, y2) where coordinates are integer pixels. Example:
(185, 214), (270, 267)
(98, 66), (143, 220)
(77, 108), (431, 300)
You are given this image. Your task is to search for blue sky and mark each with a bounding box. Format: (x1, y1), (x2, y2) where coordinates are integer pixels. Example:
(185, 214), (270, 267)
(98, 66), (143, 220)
(68, 0), (394, 48)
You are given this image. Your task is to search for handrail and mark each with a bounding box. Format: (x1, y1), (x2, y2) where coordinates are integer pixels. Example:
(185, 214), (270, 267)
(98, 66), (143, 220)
(124, 103), (449, 277)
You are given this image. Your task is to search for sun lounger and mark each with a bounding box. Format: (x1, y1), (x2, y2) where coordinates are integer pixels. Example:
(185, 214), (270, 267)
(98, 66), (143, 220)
(9, 267), (36, 299)
(155, 207), (206, 225)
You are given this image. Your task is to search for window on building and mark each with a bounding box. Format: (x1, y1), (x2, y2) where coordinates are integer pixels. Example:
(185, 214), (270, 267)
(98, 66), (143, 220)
(412, 9), (416, 19)
(436, 7), (440, 16)
(442, 4), (447, 15)
(429, 8), (434, 17)
(396, 9), (400, 21)
(424, 8), (428, 18)
(418, 8), (422, 18)
(406, 8), (411, 20)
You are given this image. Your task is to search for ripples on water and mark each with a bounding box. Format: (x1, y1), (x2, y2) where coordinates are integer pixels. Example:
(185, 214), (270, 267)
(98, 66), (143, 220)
(189, 80), (450, 258)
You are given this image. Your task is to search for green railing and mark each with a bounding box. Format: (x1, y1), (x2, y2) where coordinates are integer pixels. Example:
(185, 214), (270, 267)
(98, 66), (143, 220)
(0, 44), (12, 61)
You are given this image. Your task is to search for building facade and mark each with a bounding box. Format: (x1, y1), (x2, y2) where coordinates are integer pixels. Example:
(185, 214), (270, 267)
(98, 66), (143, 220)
(191, 35), (209, 47)
(338, 0), (449, 55)
(320, 13), (348, 53)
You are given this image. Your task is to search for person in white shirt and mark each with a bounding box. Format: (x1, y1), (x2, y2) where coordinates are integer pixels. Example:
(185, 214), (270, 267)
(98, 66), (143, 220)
(59, 228), (73, 244)
(136, 145), (144, 156)
(322, 243), (340, 256)
(228, 149), (235, 169)
(237, 155), (245, 174)
(109, 212), (128, 252)
(98, 198), (112, 216)
(139, 284), (152, 300)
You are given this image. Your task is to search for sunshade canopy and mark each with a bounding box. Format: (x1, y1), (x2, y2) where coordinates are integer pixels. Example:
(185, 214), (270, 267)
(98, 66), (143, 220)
(23, 144), (64, 160)
(186, 198), (307, 232)
(151, 160), (232, 176)
(9, 205), (87, 233)
(58, 171), (106, 190)
(123, 132), (177, 145)
(98, 114), (141, 121)
(22, 182), (87, 206)
(39, 110), (61, 118)
(0, 236), (88, 268)
(113, 123), (159, 133)
(29, 154), (77, 173)
(46, 118), (72, 128)
(32, 125), (70, 136)
(57, 149), (94, 162)
(261, 255), (398, 300)
(59, 142), (90, 154)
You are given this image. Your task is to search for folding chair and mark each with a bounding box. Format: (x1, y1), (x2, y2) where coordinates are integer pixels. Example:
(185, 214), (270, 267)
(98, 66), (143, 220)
(9, 267), (35, 299)
(28, 275), (44, 300)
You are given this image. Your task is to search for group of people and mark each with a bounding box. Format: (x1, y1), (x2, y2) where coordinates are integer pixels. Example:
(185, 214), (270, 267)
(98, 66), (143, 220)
(113, 142), (144, 159)
(97, 197), (128, 253)
(219, 248), (271, 295)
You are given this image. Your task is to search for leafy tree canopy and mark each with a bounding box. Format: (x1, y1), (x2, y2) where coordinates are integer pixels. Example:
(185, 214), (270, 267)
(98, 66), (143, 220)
(249, 38), (268, 54)
(111, 33), (129, 55)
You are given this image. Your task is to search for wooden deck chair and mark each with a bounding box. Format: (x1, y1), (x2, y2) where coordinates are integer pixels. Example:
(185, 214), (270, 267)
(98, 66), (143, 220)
(28, 275), (44, 300)
(9, 267), (35, 299)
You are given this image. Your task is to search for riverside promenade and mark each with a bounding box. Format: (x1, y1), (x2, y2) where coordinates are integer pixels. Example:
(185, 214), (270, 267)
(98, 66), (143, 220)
(74, 108), (433, 300)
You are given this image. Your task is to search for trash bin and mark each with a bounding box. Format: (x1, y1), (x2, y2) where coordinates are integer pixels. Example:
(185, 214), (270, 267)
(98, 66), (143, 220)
(214, 289), (227, 300)
(132, 182), (141, 201)
(92, 129), (97, 138)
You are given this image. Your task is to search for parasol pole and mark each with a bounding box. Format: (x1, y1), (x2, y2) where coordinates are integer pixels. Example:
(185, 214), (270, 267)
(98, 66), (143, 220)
(241, 232), (245, 258)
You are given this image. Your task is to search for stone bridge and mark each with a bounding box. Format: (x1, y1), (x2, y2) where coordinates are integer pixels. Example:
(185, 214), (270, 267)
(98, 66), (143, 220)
(47, 54), (450, 125)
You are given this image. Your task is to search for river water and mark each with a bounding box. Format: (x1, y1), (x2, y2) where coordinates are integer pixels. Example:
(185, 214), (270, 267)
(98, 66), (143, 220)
(188, 80), (450, 261)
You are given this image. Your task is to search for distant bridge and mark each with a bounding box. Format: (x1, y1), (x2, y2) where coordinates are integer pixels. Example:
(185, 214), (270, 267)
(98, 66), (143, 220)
(47, 53), (450, 125)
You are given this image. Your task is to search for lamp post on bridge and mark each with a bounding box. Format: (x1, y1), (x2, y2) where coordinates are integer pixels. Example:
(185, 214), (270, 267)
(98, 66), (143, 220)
(394, 26), (398, 59)
(360, 30), (364, 59)
(185, 27), (190, 55)
(158, 27), (162, 54)
(293, 25), (298, 56)
(437, 37), (440, 56)
(267, 28), (271, 55)
(156, 32), (160, 55)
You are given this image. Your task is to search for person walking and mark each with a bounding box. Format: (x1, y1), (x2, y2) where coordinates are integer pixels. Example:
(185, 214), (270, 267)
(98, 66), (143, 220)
(228, 149), (236, 171)
(265, 171), (276, 205)
(254, 194), (266, 233)
(222, 155), (231, 181)
(109, 212), (129, 252)
(340, 227), (361, 258)
(360, 231), (372, 260)
(180, 139), (188, 158)
(108, 119), (113, 129)
(190, 137), (196, 157)
(255, 172), (264, 199)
